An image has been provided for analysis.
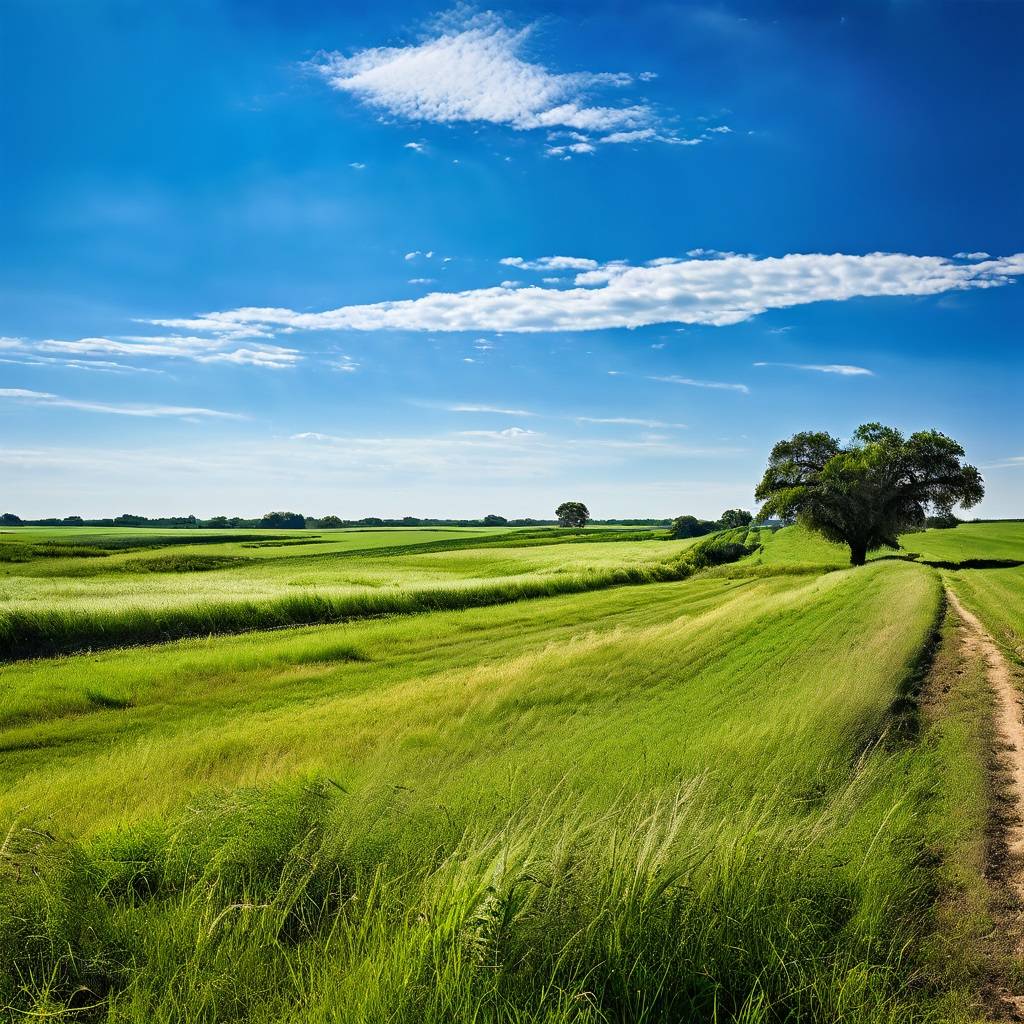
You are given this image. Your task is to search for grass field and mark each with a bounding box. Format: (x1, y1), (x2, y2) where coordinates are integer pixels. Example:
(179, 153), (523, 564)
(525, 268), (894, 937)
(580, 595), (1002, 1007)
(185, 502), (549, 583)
(1, 521), (1022, 1021)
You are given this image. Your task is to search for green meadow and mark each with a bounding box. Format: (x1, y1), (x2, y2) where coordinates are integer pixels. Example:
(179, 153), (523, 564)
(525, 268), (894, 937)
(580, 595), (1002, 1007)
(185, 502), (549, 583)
(1, 522), (1023, 1021)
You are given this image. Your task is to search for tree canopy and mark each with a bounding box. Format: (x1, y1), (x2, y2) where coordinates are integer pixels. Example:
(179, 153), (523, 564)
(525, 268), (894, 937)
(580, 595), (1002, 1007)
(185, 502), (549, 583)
(719, 509), (753, 530)
(261, 511), (307, 530)
(555, 501), (590, 528)
(669, 515), (715, 539)
(754, 423), (984, 565)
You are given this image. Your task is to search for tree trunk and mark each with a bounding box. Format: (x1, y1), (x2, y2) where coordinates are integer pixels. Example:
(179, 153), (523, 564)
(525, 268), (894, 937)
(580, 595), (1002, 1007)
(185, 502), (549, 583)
(849, 541), (867, 566)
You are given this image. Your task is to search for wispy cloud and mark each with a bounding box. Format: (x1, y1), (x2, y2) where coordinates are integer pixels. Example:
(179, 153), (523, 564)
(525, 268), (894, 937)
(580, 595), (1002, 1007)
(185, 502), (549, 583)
(0, 354), (164, 375)
(150, 252), (1024, 336)
(3, 335), (302, 369)
(753, 361), (874, 376)
(457, 426), (539, 438)
(328, 355), (359, 373)
(0, 388), (244, 419)
(649, 375), (750, 394)
(444, 403), (537, 416)
(309, 10), (682, 151)
(575, 416), (687, 428)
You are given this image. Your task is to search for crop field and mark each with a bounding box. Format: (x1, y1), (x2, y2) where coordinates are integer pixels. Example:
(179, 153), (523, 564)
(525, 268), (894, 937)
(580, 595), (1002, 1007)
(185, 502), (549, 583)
(1, 522), (1023, 1022)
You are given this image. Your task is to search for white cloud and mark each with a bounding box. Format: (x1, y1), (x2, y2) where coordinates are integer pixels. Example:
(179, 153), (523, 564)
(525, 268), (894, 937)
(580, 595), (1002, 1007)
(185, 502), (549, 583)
(545, 142), (596, 156)
(576, 416), (687, 428)
(458, 426), (539, 438)
(349, 161), (367, 170)
(409, 277), (436, 285)
(0, 353), (163, 375)
(753, 361), (874, 376)
(309, 11), (671, 148)
(404, 141), (426, 152)
(501, 255), (600, 272)
(329, 355), (360, 373)
(983, 456), (1024, 470)
(0, 388), (244, 419)
(649, 375), (750, 394)
(34, 335), (301, 368)
(158, 251), (1024, 335)
(445, 403), (536, 416)
(955, 251), (990, 259)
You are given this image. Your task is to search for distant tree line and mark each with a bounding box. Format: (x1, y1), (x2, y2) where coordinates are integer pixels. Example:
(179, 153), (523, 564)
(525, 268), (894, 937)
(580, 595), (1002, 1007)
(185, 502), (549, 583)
(0, 511), (676, 530)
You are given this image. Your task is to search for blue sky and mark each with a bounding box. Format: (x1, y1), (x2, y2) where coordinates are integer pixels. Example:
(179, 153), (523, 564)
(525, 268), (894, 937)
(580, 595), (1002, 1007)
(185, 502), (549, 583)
(2, 0), (1022, 519)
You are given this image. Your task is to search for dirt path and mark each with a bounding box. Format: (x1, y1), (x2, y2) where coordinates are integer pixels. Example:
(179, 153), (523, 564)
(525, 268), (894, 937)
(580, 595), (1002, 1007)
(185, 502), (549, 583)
(948, 588), (1024, 863)
(946, 587), (1024, 1019)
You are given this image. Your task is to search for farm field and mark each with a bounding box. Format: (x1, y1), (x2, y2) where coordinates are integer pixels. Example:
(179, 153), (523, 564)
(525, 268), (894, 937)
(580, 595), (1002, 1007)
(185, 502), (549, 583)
(0, 526), (685, 614)
(1, 522), (1023, 1021)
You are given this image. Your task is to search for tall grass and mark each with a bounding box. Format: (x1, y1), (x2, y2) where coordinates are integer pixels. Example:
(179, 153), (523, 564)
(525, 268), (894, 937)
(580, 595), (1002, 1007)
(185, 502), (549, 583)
(0, 562), (691, 661)
(0, 532), (761, 661)
(1, 557), (981, 1021)
(0, 762), (973, 1023)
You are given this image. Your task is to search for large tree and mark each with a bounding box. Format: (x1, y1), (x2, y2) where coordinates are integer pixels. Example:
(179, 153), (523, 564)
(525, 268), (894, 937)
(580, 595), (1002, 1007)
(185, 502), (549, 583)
(555, 501), (590, 528)
(754, 423), (984, 565)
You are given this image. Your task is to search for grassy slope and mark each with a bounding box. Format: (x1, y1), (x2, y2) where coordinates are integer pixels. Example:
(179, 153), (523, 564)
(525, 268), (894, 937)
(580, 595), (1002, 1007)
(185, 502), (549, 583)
(0, 532), (690, 614)
(899, 522), (1024, 564)
(3, 560), (979, 1023)
(3, 524), (1022, 1020)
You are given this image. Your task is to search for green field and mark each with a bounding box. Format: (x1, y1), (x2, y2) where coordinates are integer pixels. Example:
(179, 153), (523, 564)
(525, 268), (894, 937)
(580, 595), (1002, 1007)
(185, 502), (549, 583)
(2, 521), (1023, 1021)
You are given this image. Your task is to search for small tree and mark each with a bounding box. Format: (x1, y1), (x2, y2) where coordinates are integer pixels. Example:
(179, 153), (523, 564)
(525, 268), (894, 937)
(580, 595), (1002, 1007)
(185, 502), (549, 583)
(1, 513), (22, 526)
(926, 511), (961, 529)
(719, 509), (753, 530)
(317, 515), (344, 528)
(669, 515), (715, 539)
(755, 423), (984, 565)
(555, 501), (590, 528)
(482, 514), (508, 526)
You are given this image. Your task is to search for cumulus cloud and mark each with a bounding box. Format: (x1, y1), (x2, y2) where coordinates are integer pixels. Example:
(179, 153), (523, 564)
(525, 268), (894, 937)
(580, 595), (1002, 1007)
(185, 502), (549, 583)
(309, 10), (676, 149)
(501, 255), (599, 271)
(0, 388), (244, 419)
(753, 361), (874, 376)
(151, 252), (1024, 336)
(955, 251), (990, 260)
